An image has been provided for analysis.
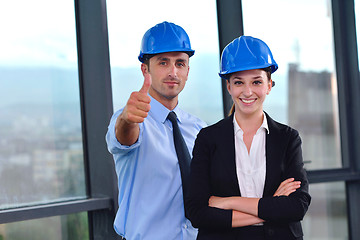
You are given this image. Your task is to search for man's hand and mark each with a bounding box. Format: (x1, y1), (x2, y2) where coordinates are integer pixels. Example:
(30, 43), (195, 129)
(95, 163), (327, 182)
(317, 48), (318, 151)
(115, 74), (152, 145)
(122, 73), (152, 124)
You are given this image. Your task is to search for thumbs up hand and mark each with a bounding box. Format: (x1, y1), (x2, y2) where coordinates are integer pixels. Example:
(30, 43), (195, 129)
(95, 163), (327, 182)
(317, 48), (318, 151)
(122, 73), (152, 124)
(139, 72), (152, 94)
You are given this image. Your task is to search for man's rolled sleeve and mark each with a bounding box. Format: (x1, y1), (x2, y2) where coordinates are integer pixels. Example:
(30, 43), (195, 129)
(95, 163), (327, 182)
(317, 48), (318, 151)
(105, 109), (143, 155)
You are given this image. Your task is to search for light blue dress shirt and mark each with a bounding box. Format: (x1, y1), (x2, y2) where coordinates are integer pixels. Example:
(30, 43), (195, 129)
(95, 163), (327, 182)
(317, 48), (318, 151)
(106, 96), (206, 240)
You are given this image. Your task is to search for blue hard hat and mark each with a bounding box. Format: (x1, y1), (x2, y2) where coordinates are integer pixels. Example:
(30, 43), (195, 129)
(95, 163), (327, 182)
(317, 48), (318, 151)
(219, 36), (278, 79)
(138, 21), (195, 63)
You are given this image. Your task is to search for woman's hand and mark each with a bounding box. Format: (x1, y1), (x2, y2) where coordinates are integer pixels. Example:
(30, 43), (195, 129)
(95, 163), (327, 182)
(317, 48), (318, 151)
(273, 178), (301, 197)
(208, 196), (231, 209)
(209, 196), (260, 216)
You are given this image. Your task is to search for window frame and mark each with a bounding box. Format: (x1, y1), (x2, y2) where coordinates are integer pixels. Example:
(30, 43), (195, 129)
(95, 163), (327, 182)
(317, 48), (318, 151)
(331, 1), (360, 238)
(75, 0), (119, 238)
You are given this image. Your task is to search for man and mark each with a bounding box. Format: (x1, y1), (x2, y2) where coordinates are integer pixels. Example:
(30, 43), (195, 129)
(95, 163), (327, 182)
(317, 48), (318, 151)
(106, 21), (206, 240)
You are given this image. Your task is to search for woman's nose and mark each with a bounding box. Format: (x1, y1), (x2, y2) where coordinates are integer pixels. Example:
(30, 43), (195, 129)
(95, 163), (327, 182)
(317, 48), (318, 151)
(243, 85), (252, 96)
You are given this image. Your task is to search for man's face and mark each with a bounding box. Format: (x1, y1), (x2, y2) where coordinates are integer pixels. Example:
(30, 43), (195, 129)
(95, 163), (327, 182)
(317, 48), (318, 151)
(144, 52), (190, 104)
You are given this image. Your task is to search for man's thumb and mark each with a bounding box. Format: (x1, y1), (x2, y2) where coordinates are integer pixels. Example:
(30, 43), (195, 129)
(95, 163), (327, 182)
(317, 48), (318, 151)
(139, 73), (152, 93)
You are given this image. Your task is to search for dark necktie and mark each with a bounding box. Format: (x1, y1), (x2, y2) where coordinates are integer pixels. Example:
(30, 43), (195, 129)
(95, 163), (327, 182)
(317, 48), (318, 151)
(167, 111), (191, 201)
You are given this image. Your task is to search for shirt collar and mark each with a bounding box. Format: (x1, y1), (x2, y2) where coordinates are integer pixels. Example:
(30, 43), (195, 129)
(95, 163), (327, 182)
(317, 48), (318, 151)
(233, 112), (270, 135)
(149, 95), (183, 124)
(262, 113), (270, 134)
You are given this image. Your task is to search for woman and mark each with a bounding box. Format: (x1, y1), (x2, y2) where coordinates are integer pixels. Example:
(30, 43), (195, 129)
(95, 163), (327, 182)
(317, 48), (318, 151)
(185, 36), (311, 240)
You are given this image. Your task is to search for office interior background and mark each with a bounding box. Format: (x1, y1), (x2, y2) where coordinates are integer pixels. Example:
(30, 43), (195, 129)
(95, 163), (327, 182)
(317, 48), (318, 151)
(1, 0), (360, 239)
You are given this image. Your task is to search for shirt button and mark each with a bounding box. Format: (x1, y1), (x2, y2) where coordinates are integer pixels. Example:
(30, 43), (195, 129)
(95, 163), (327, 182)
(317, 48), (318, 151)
(184, 224), (188, 229)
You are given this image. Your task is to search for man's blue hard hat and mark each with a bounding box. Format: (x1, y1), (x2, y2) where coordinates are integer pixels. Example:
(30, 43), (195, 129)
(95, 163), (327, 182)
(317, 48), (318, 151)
(138, 21), (195, 63)
(219, 36), (278, 79)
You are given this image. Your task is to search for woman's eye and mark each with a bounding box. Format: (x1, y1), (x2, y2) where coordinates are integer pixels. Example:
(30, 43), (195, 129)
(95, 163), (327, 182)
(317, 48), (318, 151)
(253, 80), (262, 85)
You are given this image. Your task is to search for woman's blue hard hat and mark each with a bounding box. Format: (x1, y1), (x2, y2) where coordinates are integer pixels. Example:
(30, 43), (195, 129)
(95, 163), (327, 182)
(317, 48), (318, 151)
(219, 36), (278, 79)
(138, 21), (195, 62)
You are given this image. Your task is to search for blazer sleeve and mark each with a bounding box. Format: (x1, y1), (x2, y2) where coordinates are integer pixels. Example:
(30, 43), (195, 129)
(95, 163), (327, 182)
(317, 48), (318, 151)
(258, 128), (311, 222)
(185, 128), (233, 229)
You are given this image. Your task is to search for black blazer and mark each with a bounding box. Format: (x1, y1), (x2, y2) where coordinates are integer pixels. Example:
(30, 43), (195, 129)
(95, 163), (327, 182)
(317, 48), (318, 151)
(185, 113), (311, 240)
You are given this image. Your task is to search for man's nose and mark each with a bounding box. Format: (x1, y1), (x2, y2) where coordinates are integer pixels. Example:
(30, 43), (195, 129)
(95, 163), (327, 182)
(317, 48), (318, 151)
(168, 64), (178, 78)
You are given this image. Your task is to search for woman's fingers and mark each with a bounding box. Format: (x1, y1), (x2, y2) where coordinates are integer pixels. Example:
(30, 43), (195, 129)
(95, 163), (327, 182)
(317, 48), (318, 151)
(274, 178), (301, 197)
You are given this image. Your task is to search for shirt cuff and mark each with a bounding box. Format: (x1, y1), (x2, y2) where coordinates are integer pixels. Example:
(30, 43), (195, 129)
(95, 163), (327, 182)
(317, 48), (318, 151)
(106, 117), (143, 154)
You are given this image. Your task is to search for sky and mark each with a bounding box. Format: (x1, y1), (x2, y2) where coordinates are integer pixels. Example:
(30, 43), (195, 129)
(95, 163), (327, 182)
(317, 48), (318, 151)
(1, 0), (358, 124)
(242, 0), (335, 73)
(0, 0), (219, 68)
(1, 0), (356, 72)
(0, 0), (77, 67)
(106, 0), (219, 68)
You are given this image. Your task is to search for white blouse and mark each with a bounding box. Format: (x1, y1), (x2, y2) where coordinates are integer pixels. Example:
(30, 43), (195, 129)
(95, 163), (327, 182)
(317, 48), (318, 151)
(233, 113), (269, 199)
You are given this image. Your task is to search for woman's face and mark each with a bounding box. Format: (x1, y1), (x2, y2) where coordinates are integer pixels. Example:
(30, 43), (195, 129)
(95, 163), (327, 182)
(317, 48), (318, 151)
(227, 69), (272, 118)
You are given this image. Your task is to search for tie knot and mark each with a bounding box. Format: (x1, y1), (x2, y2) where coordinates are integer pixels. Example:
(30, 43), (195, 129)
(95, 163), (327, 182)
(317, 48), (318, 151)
(167, 111), (178, 124)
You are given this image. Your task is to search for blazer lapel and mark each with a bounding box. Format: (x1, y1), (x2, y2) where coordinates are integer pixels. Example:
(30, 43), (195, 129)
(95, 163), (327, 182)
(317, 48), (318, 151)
(220, 114), (241, 196)
(263, 113), (285, 197)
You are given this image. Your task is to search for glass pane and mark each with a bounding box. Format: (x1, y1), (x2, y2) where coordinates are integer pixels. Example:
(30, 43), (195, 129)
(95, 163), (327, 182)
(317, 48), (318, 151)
(242, 0), (342, 170)
(355, 0), (360, 69)
(303, 182), (348, 239)
(0, 0), (86, 209)
(0, 212), (89, 240)
(106, 0), (222, 124)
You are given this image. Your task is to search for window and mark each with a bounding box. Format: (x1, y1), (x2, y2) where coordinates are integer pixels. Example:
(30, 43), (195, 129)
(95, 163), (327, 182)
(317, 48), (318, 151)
(240, 0), (351, 239)
(355, 0), (360, 69)
(2, 1), (359, 239)
(0, 0), (85, 209)
(0, 212), (89, 240)
(0, 0), (92, 237)
(303, 182), (348, 239)
(106, 0), (223, 124)
(242, 0), (341, 171)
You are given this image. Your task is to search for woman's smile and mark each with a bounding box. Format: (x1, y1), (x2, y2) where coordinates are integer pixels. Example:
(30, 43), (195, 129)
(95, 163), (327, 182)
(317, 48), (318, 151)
(240, 98), (256, 104)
